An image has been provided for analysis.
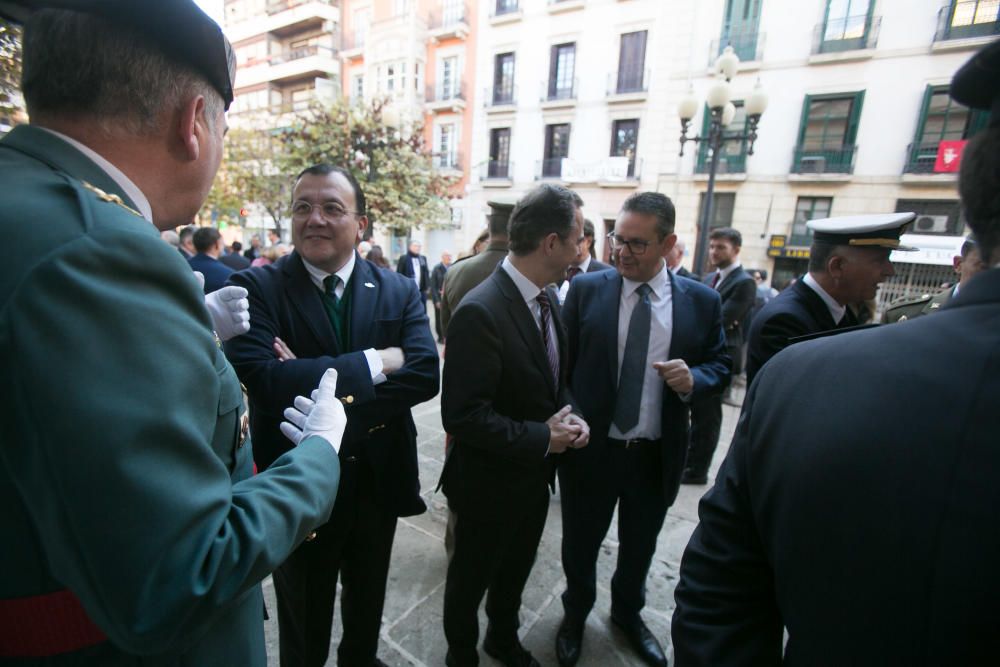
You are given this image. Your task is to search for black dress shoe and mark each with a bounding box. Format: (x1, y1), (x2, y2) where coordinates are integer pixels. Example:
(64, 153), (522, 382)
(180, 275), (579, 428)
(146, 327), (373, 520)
(445, 649), (478, 667)
(611, 616), (668, 667)
(555, 617), (584, 667)
(482, 635), (540, 667)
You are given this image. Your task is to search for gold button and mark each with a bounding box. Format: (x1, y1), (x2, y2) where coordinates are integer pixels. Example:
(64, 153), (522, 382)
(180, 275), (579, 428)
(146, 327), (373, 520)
(305, 531), (317, 542)
(341, 395), (355, 405)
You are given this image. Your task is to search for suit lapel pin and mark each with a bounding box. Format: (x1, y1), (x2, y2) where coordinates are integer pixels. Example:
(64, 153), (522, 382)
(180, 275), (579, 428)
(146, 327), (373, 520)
(364, 282), (375, 288)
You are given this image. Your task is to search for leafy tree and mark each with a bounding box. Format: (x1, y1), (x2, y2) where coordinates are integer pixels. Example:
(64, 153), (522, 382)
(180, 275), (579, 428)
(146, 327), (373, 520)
(206, 97), (455, 238)
(0, 18), (23, 121)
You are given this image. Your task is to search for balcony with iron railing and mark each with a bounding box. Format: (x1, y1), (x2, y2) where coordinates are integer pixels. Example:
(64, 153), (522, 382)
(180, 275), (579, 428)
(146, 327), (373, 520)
(485, 84), (517, 109)
(428, 2), (470, 40)
(790, 145), (857, 175)
(425, 82), (468, 112)
(266, 0), (337, 15)
(537, 157), (565, 179)
(541, 78), (578, 107)
(696, 146), (747, 175)
(934, 0), (1000, 41)
(606, 68), (649, 99)
(811, 14), (881, 54)
(482, 159), (514, 182)
(902, 140), (965, 176)
(710, 29), (765, 64)
(490, 0), (521, 22)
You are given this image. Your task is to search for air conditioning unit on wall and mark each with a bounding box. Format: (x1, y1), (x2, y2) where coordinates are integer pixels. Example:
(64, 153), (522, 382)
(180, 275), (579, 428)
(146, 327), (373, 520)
(798, 156), (826, 173)
(913, 214), (949, 233)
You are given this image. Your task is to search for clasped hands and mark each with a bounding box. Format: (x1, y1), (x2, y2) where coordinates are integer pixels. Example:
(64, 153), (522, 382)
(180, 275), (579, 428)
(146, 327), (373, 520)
(546, 405), (590, 453)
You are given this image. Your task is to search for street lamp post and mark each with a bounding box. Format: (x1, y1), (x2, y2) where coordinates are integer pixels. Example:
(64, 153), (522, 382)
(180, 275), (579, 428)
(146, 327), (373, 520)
(679, 46), (769, 275)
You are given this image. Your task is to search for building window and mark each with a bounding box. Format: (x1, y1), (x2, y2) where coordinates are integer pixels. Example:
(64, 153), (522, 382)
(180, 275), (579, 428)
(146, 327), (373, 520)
(290, 86), (314, 111)
(819, 0), (875, 53)
(616, 31), (647, 94)
(386, 64), (396, 92)
(792, 91), (864, 174)
(719, 0), (762, 61)
(351, 74), (364, 103)
(896, 199), (964, 236)
(697, 192), (736, 231)
(439, 56), (458, 100)
(610, 119), (639, 178)
(543, 123), (570, 178)
(493, 52), (515, 105)
(394, 0), (410, 16)
(937, 0), (1000, 40)
(905, 85), (989, 173)
(790, 196), (833, 245)
(488, 128), (511, 178)
(548, 43), (576, 101)
(696, 101), (748, 174)
(352, 8), (370, 48)
(495, 0), (519, 16)
(435, 124), (458, 169)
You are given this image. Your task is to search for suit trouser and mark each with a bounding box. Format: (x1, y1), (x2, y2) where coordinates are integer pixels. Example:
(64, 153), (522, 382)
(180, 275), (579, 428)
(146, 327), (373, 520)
(442, 483), (550, 665)
(559, 439), (669, 625)
(273, 460), (397, 667)
(433, 302), (444, 341)
(686, 394), (723, 477)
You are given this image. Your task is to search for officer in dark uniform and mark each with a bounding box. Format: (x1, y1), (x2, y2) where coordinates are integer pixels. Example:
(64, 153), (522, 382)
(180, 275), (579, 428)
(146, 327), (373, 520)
(745, 212), (916, 384)
(672, 39), (1000, 665)
(0, 2), (345, 664)
(883, 237), (985, 322)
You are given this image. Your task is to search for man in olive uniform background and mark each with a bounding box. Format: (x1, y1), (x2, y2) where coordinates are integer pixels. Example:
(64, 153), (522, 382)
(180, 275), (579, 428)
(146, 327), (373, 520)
(883, 237), (985, 323)
(0, 2), (345, 664)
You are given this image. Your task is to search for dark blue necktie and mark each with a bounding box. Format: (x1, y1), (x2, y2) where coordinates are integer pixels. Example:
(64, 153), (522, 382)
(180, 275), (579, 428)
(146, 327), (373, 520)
(613, 283), (652, 433)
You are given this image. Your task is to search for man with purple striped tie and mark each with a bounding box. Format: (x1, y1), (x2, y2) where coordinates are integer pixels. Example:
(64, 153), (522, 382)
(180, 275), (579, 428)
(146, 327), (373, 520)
(440, 184), (590, 667)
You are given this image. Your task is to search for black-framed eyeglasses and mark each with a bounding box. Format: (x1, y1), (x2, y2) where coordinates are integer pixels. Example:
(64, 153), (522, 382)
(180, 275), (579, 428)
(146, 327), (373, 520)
(606, 232), (651, 256)
(290, 201), (359, 222)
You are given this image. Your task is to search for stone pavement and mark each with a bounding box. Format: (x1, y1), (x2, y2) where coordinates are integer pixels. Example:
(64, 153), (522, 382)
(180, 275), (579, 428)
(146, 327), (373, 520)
(263, 362), (744, 666)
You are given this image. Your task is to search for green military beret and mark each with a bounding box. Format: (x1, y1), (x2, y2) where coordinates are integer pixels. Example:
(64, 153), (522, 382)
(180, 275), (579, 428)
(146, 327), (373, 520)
(0, 0), (235, 109)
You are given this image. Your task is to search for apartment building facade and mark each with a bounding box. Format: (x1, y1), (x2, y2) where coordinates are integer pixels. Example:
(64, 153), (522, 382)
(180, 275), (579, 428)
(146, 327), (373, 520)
(660, 0), (995, 306)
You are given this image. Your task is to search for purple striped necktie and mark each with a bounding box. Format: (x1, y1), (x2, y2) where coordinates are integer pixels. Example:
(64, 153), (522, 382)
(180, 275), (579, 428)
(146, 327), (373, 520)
(535, 290), (560, 387)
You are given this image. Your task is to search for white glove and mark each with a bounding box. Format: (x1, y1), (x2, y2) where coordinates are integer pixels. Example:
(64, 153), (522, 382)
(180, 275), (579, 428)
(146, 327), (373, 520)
(205, 286), (250, 341)
(280, 369), (347, 453)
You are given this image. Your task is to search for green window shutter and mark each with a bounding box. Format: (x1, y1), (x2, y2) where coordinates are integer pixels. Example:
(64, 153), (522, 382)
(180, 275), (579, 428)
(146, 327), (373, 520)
(913, 84), (935, 145)
(845, 89), (865, 145)
(796, 94), (813, 146)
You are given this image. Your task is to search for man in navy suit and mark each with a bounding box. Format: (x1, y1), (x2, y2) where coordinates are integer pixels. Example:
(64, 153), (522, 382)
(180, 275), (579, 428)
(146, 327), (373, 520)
(188, 226), (234, 293)
(396, 239), (431, 302)
(557, 217), (614, 304)
(557, 192), (730, 667)
(672, 41), (1000, 664)
(225, 164), (439, 667)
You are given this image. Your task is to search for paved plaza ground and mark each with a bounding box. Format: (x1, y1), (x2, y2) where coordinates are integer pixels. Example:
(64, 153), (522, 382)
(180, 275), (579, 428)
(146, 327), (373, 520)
(263, 349), (743, 666)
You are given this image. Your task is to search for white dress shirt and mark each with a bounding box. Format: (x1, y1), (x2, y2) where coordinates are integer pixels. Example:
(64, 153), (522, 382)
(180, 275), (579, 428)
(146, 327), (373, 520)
(40, 127), (154, 223)
(710, 261), (742, 289)
(802, 272), (847, 325)
(302, 252), (385, 383)
(501, 256), (555, 339)
(609, 261), (673, 441)
(410, 256), (421, 287)
(557, 255), (592, 304)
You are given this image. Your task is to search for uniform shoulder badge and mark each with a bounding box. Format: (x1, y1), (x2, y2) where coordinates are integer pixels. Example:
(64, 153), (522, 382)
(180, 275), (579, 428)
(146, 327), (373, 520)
(81, 181), (143, 218)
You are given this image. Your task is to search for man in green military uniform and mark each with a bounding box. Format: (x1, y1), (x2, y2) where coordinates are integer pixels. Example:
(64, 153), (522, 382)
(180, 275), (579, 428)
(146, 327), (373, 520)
(0, 2), (345, 664)
(440, 200), (515, 336)
(883, 238), (986, 322)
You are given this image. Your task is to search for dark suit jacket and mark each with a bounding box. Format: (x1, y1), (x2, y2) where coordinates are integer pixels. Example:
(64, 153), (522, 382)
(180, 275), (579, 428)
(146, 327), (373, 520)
(440, 241), (509, 334)
(396, 252), (430, 296)
(706, 266), (756, 348)
(746, 278), (842, 385)
(220, 251), (251, 271)
(562, 270), (730, 504)
(440, 267), (572, 519)
(673, 267), (1000, 666)
(586, 258), (613, 273)
(189, 253), (234, 293)
(676, 266), (697, 280)
(430, 262), (448, 304)
(0, 125), (338, 666)
(225, 251), (439, 519)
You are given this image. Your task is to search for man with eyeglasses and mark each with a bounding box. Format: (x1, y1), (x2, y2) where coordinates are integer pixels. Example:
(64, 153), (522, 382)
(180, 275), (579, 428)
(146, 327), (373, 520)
(225, 164), (440, 667)
(556, 191), (729, 667)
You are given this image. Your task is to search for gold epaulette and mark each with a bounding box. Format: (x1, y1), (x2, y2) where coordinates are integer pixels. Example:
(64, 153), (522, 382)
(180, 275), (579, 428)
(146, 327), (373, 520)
(81, 181), (143, 218)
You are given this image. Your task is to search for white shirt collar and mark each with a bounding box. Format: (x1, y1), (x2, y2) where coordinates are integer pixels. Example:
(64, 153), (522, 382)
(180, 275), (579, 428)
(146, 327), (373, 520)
(716, 261), (741, 283)
(573, 255), (592, 273)
(803, 272), (847, 323)
(38, 127), (154, 224)
(302, 252), (356, 292)
(501, 255), (545, 304)
(622, 260), (671, 300)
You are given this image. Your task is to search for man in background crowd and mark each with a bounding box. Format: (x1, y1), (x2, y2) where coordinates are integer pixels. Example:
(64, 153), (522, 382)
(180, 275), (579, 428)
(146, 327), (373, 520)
(188, 226), (234, 293)
(883, 237), (985, 322)
(430, 250), (453, 343)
